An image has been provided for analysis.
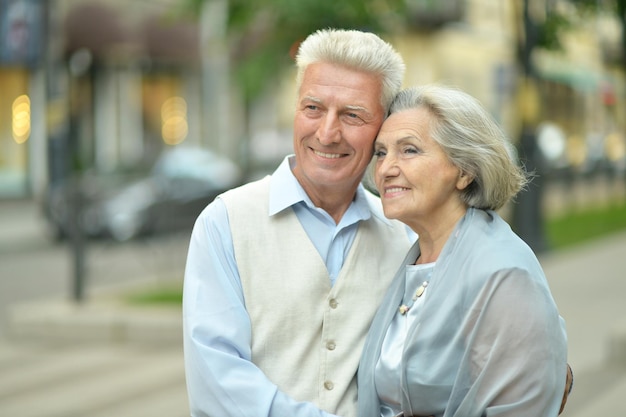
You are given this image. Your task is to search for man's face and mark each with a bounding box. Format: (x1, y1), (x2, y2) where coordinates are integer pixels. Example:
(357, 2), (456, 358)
(292, 62), (385, 199)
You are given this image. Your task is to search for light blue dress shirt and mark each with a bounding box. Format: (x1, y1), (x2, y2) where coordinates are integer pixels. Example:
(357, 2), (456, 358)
(183, 156), (408, 417)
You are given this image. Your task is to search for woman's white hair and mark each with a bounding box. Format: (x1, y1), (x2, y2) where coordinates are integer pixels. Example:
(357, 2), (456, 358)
(295, 28), (405, 112)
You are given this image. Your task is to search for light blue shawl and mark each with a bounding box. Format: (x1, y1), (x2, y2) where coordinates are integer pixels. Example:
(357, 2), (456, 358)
(357, 208), (568, 417)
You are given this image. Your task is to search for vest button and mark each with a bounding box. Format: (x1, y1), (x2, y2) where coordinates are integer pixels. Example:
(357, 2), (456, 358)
(326, 341), (336, 350)
(329, 298), (338, 309)
(324, 380), (334, 390)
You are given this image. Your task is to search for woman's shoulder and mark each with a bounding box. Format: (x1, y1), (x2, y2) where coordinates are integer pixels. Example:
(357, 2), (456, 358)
(447, 209), (543, 280)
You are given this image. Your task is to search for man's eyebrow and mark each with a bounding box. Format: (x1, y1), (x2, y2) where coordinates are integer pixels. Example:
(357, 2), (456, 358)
(345, 105), (368, 113)
(300, 96), (373, 117)
(301, 95), (322, 104)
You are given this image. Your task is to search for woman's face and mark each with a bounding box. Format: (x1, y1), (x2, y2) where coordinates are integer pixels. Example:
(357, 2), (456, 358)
(373, 107), (471, 231)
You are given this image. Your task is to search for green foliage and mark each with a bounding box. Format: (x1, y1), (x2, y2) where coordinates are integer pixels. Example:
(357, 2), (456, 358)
(177, 0), (407, 100)
(178, 0), (626, 99)
(567, 0), (602, 13)
(537, 12), (572, 51)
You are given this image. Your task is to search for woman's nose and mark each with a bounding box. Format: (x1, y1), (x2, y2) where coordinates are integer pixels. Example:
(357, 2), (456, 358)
(377, 153), (400, 179)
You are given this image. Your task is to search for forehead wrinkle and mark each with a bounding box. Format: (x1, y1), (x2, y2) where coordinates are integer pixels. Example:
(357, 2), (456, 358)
(376, 134), (419, 148)
(303, 95), (370, 113)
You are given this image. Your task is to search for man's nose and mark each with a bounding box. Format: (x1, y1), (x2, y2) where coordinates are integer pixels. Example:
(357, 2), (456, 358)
(317, 113), (341, 145)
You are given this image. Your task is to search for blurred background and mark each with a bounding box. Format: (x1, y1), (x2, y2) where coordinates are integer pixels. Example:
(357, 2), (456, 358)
(0, 0), (624, 249)
(0, 0), (625, 416)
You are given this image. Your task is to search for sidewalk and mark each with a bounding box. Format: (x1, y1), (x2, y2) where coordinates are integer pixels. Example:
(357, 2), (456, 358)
(0, 198), (626, 417)
(1, 197), (184, 346)
(537, 229), (626, 417)
(0, 198), (189, 417)
(6, 234), (626, 416)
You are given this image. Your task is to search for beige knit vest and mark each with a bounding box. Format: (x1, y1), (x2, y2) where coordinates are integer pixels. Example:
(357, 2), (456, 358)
(221, 176), (411, 417)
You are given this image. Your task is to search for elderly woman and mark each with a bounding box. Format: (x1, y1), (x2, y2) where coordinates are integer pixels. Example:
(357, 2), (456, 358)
(357, 85), (569, 417)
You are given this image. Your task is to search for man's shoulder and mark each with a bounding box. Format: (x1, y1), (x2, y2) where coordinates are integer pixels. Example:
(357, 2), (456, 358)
(221, 175), (271, 202)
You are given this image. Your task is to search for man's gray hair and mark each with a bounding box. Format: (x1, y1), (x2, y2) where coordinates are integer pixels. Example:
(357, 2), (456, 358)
(295, 28), (405, 112)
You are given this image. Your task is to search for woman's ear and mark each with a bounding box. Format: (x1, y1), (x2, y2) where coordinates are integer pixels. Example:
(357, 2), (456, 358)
(456, 171), (474, 190)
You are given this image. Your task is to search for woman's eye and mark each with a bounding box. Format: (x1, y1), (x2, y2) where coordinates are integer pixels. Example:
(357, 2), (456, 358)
(403, 146), (419, 154)
(374, 149), (386, 158)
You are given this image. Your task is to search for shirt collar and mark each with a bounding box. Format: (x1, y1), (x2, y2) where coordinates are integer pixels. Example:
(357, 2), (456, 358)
(268, 155), (372, 223)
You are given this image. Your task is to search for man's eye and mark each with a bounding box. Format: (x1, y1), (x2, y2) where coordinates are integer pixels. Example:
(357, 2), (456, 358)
(343, 112), (365, 125)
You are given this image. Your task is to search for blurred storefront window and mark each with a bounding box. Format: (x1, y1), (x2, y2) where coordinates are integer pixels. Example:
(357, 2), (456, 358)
(142, 75), (185, 155)
(0, 0), (45, 197)
(0, 68), (29, 197)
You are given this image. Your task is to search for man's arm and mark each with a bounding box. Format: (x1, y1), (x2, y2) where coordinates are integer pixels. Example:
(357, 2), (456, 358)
(559, 363), (573, 415)
(182, 199), (337, 417)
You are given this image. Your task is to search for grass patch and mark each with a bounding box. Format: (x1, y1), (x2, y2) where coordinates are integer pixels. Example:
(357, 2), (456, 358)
(125, 284), (182, 306)
(546, 201), (626, 250)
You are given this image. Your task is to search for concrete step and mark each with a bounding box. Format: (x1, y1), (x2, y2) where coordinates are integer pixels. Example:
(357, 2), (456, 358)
(88, 383), (189, 417)
(0, 342), (188, 417)
(6, 297), (182, 346)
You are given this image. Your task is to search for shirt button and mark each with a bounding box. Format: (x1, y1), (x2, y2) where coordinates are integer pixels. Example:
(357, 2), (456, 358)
(326, 341), (336, 350)
(329, 299), (338, 309)
(324, 381), (334, 390)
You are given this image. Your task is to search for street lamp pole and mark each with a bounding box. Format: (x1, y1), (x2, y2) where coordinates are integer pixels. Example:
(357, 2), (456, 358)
(512, 0), (549, 253)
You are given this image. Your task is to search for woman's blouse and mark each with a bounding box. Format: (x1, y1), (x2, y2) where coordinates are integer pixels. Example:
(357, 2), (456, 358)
(375, 262), (435, 417)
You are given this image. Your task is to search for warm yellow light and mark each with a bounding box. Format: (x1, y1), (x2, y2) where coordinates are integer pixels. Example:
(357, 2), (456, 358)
(162, 116), (189, 145)
(161, 96), (188, 145)
(12, 95), (31, 144)
(605, 132), (626, 162)
(566, 135), (587, 168)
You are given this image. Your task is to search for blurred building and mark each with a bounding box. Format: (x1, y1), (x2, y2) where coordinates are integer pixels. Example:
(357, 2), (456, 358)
(0, 0), (212, 200)
(0, 0), (624, 201)
(259, 0), (625, 181)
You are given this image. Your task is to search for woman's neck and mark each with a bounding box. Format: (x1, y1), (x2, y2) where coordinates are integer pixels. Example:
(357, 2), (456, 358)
(414, 207), (467, 264)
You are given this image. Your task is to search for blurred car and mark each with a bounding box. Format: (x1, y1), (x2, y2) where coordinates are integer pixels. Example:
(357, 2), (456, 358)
(43, 146), (243, 242)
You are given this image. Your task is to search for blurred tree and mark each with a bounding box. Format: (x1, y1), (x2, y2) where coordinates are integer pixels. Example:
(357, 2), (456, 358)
(572, 0), (626, 70)
(179, 0), (408, 101)
(619, 0), (626, 69)
(176, 1), (624, 252)
(176, 0), (408, 176)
